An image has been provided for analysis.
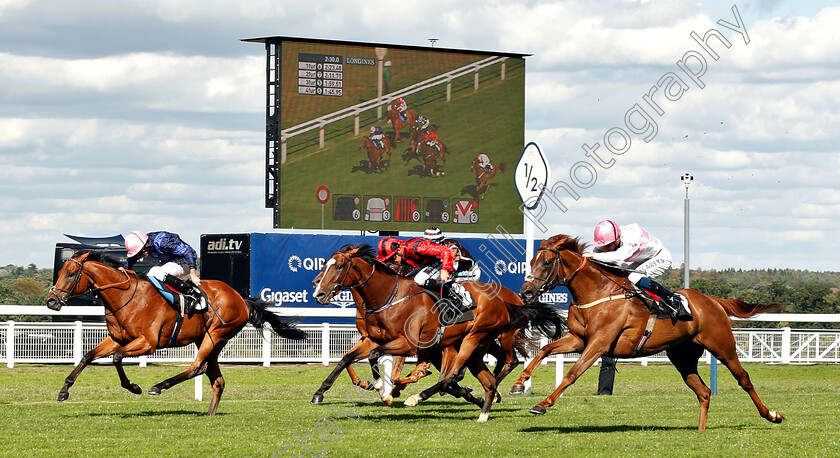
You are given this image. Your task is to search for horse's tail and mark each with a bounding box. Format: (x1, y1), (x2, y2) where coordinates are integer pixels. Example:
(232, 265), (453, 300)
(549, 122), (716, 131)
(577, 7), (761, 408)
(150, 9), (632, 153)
(711, 296), (785, 319)
(244, 297), (307, 341)
(496, 163), (506, 173)
(505, 301), (565, 340)
(513, 328), (540, 359)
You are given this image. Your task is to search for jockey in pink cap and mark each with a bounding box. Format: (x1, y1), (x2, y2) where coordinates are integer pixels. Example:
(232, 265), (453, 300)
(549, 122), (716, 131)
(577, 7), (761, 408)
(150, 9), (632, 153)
(123, 230), (206, 314)
(584, 220), (691, 319)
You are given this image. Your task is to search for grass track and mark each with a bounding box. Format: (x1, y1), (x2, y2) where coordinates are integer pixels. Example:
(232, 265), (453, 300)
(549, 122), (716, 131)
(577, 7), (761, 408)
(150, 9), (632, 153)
(1, 363), (838, 457)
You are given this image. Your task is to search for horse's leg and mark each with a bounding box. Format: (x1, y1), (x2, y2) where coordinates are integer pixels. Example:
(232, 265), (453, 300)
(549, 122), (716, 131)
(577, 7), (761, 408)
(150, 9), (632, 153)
(312, 338), (377, 404)
(345, 365), (374, 390)
(529, 340), (609, 415)
(468, 356), (499, 423)
(510, 333), (584, 394)
(204, 357), (225, 416)
(666, 342), (710, 431)
(703, 332), (785, 426)
(113, 352), (142, 395)
(148, 340), (221, 397)
(58, 336), (123, 402)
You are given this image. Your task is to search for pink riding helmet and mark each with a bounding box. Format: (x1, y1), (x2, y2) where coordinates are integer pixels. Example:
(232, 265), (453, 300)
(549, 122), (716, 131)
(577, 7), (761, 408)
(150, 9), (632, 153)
(593, 220), (620, 247)
(125, 230), (149, 257)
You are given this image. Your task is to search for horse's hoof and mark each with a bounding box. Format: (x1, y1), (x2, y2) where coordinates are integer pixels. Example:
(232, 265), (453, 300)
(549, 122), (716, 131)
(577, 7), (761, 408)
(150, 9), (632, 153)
(381, 394), (393, 406)
(127, 384), (142, 395)
(356, 381), (374, 391)
(477, 412), (489, 423)
(529, 405), (547, 415)
(373, 379), (383, 391)
(494, 392), (502, 403)
(57, 391), (69, 402)
(311, 394), (324, 404)
(509, 384), (526, 395)
(148, 386), (161, 396)
(404, 394), (421, 407)
(769, 410), (785, 423)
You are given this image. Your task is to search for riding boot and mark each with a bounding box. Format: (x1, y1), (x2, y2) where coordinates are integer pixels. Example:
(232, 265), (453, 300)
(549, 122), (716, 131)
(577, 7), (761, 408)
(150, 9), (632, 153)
(162, 275), (205, 314)
(637, 278), (691, 320)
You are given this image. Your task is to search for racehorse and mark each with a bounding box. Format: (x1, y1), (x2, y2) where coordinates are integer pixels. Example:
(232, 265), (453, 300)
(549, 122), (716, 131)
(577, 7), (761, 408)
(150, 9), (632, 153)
(360, 136), (391, 172)
(471, 156), (505, 200)
(311, 244), (562, 422)
(385, 107), (417, 142)
(45, 251), (306, 415)
(514, 234), (785, 431)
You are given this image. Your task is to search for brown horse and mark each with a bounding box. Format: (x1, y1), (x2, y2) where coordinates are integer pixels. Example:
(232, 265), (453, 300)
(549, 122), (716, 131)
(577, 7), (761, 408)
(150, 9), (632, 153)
(514, 234), (785, 431)
(471, 156), (505, 200)
(360, 136), (391, 172)
(385, 107), (417, 142)
(44, 251), (306, 415)
(311, 244), (561, 422)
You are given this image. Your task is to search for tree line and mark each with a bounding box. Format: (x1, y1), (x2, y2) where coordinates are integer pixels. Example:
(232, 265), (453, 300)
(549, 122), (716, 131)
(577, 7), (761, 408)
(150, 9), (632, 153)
(2, 264), (839, 328)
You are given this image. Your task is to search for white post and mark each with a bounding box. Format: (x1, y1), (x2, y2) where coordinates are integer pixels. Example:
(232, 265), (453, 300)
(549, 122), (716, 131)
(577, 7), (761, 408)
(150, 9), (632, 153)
(446, 78), (452, 102)
(555, 354), (564, 389)
(262, 327), (272, 367)
(319, 122), (325, 149)
(474, 70), (479, 91)
(781, 327), (792, 364)
(6, 320), (14, 369)
(139, 354), (147, 368)
(194, 345), (202, 401)
(321, 322), (330, 366)
(195, 376), (203, 401)
(354, 110), (360, 137)
(73, 321), (83, 366)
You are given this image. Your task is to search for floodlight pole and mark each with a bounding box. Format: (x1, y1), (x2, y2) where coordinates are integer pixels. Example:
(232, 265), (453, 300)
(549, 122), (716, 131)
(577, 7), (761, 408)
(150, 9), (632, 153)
(681, 173), (693, 289)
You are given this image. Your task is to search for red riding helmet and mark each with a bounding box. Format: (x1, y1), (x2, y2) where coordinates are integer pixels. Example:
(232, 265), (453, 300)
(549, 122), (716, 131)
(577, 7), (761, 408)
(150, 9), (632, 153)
(376, 237), (402, 262)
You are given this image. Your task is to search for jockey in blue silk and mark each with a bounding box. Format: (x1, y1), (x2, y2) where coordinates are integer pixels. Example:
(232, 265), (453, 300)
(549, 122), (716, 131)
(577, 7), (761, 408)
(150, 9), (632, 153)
(122, 230), (206, 313)
(369, 125), (385, 149)
(583, 220), (691, 320)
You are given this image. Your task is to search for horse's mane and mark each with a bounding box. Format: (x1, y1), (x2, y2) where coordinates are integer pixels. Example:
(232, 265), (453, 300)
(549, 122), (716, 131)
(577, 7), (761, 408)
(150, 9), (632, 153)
(76, 250), (124, 269)
(544, 234), (588, 254)
(337, 243), (399, 275)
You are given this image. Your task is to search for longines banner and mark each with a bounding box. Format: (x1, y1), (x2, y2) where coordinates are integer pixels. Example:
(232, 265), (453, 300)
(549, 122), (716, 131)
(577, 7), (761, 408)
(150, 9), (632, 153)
(202, 233), (571, 323)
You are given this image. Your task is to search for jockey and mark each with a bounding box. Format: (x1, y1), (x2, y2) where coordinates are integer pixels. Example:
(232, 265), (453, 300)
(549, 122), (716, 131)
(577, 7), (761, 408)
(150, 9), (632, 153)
(369, 125), (385, 149)
(122, 230), (207, 313)
(416, 115), (430, 131)
(375, 229), (475, 316)
(422, 129), (441, 154)
(393, 97), (408, 121)
(477, 153), (493, 173)
(443, 239), (481, 282)
(583, 220), (691, 319)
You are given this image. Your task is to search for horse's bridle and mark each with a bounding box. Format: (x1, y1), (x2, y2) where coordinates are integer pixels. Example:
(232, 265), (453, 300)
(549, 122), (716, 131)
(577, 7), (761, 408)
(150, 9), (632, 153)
(322, 252), (375, 299)
(524, 247), (587, 296)
(49, 257), (133, 309)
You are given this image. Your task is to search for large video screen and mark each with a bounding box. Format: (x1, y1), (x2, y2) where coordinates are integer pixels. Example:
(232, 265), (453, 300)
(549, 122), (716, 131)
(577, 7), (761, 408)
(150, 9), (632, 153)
(274, 38), (526, 233)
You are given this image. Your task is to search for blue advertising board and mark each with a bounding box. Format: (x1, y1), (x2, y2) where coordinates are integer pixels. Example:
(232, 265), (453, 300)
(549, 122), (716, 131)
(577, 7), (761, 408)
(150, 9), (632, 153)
(238, 233), (571, 323)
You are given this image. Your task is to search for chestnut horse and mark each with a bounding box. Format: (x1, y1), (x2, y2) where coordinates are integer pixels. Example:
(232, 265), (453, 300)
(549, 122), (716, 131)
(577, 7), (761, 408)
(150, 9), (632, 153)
(385, 107), (417, 142)
(360, 136), (391, 172)
(471, 156), (505, 200)
(311, 244), (561, 422)
(45, 251), (306, 415)
(514, 234), (785, 431)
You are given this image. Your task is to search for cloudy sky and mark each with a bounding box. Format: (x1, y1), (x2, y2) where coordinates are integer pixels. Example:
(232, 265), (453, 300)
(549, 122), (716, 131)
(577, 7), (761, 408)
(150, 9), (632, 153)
(1, 0), (838, 271)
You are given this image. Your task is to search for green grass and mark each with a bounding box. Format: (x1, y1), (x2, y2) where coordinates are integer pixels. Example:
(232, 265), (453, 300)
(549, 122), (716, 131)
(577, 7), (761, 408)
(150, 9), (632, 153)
(1, 362), (838, 457)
